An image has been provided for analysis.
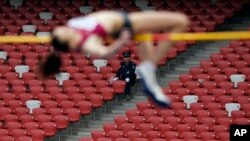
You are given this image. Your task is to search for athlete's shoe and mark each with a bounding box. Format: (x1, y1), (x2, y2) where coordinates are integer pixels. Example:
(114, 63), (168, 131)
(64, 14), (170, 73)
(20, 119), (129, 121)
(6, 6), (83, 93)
(136, 64), (171, 108)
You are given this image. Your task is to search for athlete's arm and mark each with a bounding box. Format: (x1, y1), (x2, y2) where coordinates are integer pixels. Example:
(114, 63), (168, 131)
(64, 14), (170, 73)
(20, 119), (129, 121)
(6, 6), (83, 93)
(83, 30), (130, 58)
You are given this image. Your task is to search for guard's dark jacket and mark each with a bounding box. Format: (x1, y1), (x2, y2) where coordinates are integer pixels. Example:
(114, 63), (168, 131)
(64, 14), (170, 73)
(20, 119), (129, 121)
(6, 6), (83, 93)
(116, 61), (136, 86)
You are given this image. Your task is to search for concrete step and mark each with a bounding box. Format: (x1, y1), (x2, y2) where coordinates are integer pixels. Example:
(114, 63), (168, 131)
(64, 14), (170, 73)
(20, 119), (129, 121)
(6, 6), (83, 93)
(184, 60), (201, 65)
(111, 109), (126, 114)
(77, 131), (91, 136)
(89, 120), (105, 125)
(66, 135), (86, 141)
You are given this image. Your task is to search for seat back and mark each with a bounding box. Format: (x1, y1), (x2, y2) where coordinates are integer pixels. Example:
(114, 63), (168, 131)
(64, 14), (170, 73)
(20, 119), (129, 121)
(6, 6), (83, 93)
(36, 32), (51, 36)
(39, 12), (53, 23)
(230, 74), (245, 88)
(10, 0), (23, 9)
(79, 6), (93, 14)
(0, 51), (7, 60)
(26, 100), (41, 114)
(225, 103), (240, 117)
(93, 59), (107, 72)
(183, 95), (198, 109)
(22, 25), (36, 33)
(15, 65), (29, 78)
(135, 0), (149, 8)
(141, 6), (156, 11)
(55, 72), (70, 86)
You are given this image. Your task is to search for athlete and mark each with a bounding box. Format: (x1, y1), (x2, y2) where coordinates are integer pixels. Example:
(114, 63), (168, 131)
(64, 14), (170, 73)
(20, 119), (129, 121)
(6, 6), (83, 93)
(38, 10), (189, 107)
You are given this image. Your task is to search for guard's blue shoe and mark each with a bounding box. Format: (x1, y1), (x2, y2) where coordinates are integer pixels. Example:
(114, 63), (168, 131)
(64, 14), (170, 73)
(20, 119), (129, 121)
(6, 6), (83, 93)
(136, 65), (171, 108)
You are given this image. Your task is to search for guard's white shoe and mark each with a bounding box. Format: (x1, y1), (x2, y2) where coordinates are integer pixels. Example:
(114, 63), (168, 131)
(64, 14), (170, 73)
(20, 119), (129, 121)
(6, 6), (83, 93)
(136, 65), (171, 108)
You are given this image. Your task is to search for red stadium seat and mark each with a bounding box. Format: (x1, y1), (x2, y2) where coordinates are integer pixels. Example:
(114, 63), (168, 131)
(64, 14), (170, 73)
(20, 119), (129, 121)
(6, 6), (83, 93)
(220, 47), (234, 56)
(143, 109), (158, 122)
(176, 124), (192, 134)
(179, 74), (193, 84)
(213, 14), (225, 25)
(12, 129), (27, 140)
(54, 115), (69, 130)
(69, 94), (85, 106)
(55, 94), (69, 106)
(78, 101), (93, 115)
(190, 67), (204, 78)
(62, 80), (76, 89)
(109, 130), (123, 140)
(114, 116), (128, 129)
(0, 136), (14, 141)
(165, 117), (182, 130)
(22, 72), (36, 84)
(194, 125), (210, 135)
(176, 88), (190, 99)
(91, 130), (106, 140)
(82, 66), (97, 74)
(218, 132), (229, 140)
(103, 122), (117, 134)
(185, 81), (200, 93)
(90, 94), (104, 108)
(237, 96), (250, 105)
(30, 129), (45, 141)
(61, 100), (75, 113)
(190, 103), (205, 114)
(41, 122), (57, 136)
(30, 86), (44, 99)
(3, 114), (18, 122)
(9, 100), (23, 111)
(48, 108), (64, 120)
(165, 131), (179, 140)
(169, 81), (183, 93)
(19, 115), (34, 124)
(43, 100), (58, 111)
(112, 80), (126, 93)
(66, 108), (81, 122)
(0, 129), (9, 136)
(37, 25), (51, 32)
(37, 115), (52, 126)
(6, 122), (22, 134)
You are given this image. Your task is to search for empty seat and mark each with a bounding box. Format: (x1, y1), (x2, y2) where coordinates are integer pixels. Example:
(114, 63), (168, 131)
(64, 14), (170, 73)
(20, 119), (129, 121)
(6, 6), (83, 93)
(230, 74), (245, 88)
(0, 51), (7, 60)
(0, 136), (15, 141)
(30, 129), (45, 141)
(22, 25), (36, 33)
(112, 80), (126, 93)
(183, 95), (198, 109)
(93, 59), (108, 72)
(225, 103), (240, 117)
(55, 72), (70, 86)
(41, 122), (57, 137)
(39, 12), (53, 23)
(15, 65), (29, 78)
(79, 6), (93, 14)
(26, 100), (41, 114)
(200, 132), (216, 140)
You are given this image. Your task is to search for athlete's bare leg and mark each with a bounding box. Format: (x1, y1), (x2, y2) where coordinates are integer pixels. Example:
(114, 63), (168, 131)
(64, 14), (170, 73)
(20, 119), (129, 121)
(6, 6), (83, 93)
(131, 11), (188, 107)
(129, 11), (188, 63)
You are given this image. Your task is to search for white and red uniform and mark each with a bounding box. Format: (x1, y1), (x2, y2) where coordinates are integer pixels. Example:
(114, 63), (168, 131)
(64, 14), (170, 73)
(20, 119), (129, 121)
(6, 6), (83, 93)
(67, 17), (108, 46)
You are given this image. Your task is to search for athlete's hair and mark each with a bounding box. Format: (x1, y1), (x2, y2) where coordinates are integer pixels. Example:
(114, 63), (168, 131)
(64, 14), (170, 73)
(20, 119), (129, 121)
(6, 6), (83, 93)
(51, 36), (70, 52)
(38, 52), (62, 79)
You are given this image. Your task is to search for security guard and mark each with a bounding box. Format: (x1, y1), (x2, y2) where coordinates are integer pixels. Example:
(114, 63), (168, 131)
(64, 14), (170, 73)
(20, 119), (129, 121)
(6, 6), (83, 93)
(114, 51), (136, 100)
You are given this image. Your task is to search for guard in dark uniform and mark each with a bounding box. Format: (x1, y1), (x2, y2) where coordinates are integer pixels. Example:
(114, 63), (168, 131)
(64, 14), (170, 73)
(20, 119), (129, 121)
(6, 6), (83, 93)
(115, 51), (136, 100)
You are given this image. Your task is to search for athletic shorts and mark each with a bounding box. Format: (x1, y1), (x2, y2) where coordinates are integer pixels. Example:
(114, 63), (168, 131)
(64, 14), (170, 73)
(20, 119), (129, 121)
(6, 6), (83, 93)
(111, 12), (134, 38)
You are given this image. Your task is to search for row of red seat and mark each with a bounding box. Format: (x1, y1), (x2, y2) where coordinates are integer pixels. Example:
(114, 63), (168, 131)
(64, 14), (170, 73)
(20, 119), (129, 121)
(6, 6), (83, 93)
(0, 0), (245, 140)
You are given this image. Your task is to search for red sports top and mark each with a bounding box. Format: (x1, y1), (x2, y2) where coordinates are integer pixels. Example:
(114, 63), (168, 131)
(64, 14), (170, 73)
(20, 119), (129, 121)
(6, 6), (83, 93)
(67, 16), (108, 48)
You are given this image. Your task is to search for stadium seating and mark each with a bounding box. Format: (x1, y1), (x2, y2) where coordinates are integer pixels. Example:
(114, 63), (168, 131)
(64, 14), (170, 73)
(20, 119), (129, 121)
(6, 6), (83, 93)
(0, 0), (248, 140)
